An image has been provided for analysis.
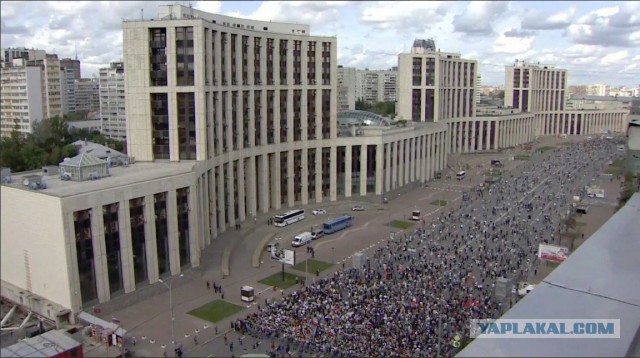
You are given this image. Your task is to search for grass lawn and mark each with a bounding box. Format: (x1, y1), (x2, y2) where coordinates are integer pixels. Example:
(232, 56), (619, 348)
(291, 259), (333, 274)
(546, 261), (561, 269)
(611, 159), (624, 168)
(430, 200), (447, 207)
(536, 146), (555, 153)
(575, 221), (587, 227)
(484, 170), (502, 177)
(188, 300), (244, 323)
(258, 272), (305, 289)
(605, 167), (621, 175)
(514, 154), (530, 161)
(388, 219), (415, 229)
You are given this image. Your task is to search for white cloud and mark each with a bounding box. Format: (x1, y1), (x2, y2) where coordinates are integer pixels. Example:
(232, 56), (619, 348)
(522, 7), (576, 30)
(194, 1), (222, 15)
(600, 50), (628, 65)
(360, 1), (453, 34)
(493, 32), (535, 54)
(453, 1), (509, 35)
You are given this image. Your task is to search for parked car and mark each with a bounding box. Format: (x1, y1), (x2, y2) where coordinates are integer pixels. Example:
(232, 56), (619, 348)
(352, 205), (365, 211)
(312, 208), (327, 215)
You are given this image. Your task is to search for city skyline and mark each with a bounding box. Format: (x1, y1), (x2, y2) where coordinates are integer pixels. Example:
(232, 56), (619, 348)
(1, 1), (639, 87)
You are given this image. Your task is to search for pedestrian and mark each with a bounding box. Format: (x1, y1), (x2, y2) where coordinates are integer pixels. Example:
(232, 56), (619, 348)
(222, 290), (225, 299)
(163, 350), (167, 358)
(224, 334), (228, 345)
(206, 281), (210, 290)
(132, 337), (136, 346)
(215, 325), (219, 335)
(194, 335), (198, 345)
(230, 342), (234, 352)
(316, 269), (319, 277)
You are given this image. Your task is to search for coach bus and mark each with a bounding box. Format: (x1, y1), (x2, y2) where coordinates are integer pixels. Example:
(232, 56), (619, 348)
(273, 209), (305, 227)
(456, 171), (466, 180)
(323, 215), (353, 234)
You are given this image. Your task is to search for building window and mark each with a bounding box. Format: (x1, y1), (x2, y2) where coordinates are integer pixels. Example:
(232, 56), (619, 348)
(129, 197), (147, 285)
(154, 192), (170, 276)
(177, 92), (197, 159)
(103, 203), (123, 295)
(149, 28), (167, 86)
(151, 93), (170, 160)
(175, 27), (195, 86)
(74, 209), (97, 304)
(176, 187), (190, 268)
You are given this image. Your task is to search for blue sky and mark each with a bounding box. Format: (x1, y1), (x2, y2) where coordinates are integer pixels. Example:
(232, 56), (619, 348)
(2, 1), (638, 87)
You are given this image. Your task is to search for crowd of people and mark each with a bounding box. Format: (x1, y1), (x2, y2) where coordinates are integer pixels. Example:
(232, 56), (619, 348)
(239, 138), (623, 357)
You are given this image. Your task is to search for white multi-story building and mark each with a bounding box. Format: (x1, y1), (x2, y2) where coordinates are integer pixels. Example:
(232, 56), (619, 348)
(397, 39), (478, 123)
(74, 78), (100, 114)
(0, 52), (62, 137)
(586, 84), (609, 96)
(337, 66), (356, 111)
(1, 47), (46, 67)
(355, 68), (397, 104)
(0, 59), (44, 136)
(99, 62), (126, 140)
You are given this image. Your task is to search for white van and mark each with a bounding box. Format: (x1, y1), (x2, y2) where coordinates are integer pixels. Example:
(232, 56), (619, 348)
(292, 232), (313, 247)
(311, 228), (324, 240)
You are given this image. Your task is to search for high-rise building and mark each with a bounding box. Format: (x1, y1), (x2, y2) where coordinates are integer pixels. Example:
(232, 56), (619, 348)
(74, 78), (100, 114)
(1, 47), (46, 67)
(60, 67), (76, 114)
(0, 59), (44, 136)
(354, 68), (397, 104)
(397, 39), (478, 122)
(99, 62), (126, 140)
(60, 58), (81, 80)
(41, 54), (63, 120)
(504, 60), (567, 112)
(337, 66), (356, 111)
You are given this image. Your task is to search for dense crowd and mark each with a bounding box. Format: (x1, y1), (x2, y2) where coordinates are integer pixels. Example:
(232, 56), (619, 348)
(240, 139), (623, 357)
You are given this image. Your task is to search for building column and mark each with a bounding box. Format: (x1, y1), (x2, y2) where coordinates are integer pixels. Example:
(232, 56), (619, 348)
(301, 148), (309, 205)
(206, 170), (216, 242)
(399, 140), (406, 186)
(418, 136), (425, 182)
(257, 155), (267, 213)
(119, 201), (135, 294)
(217, 166), (226, 231)
(166, 189), (180, 275)
(486, 120), (492, 150)
(375, 143), (383, 195)
(226, 161), (235, 227)
(272, 152), (281, 210)
(315, 149), (322, 203)
(144, 195), (159, 283)
(188, 184), (200, 267)
(91, 206), (110, 302)
(478, 120), (484, 151)
(345, 145), (352, 197)
(385, 143), (391, 192)
(391, 141), (398, 189)
(470, 120), (476, 152)
(360, 144), (368, 196)
(238, 159), (246, 222)
(330, 145), (337, 201)
(426, 134), (432, 180)
(248, 157), (258, 217)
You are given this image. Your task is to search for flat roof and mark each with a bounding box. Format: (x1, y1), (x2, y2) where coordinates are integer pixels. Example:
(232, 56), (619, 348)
(457, 193), (640, 357)
(2, 161), (196, 198)
(0, 330), (81, 357)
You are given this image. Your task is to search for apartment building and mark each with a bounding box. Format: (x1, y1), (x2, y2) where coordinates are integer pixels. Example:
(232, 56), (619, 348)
(1, 47), (46, 67)
(99, 62), (126, 140)
(60, 67), (76, 114)
(0, 59), (44, 136)
(337, 65), (356, 111)
(355, 68), (397, 104)
(74, 78), (100, 114)
(397, 39), (478, 123)
(60, 58), (81, 80)
(0, 52), (62, 137)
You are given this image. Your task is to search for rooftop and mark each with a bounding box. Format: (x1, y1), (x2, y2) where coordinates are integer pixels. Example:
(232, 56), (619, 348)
(457, 193), (640, 357)
(1, 161), (196, 198)
(0, 329), (81, 357)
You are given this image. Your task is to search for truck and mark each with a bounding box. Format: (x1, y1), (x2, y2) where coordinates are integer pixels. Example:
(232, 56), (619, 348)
(410, 210), (421, 221)
(291, 232), (313, 247)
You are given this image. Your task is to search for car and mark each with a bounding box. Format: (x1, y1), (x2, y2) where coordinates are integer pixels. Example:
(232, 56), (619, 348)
(312, 208), (327, 215)
(352, 205), (365, 211)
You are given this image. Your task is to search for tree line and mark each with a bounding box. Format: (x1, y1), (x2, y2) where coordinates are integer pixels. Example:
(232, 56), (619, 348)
(0, 115), (125, 173)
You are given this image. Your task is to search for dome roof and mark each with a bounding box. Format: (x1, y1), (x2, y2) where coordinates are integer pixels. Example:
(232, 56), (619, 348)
(337, 110), (392, 127)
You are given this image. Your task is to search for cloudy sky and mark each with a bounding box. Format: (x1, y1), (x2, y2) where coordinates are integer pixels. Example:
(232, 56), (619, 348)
(2, 1), (639, 87)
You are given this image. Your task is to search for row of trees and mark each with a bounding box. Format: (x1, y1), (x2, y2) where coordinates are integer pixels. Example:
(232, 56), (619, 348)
(0, 116), (125, 173)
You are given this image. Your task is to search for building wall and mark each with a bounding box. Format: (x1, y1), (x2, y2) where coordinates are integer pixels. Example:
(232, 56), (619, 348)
(75, 78), (100, 113)
(337, 66), (356, 111)
(0, 65), (44, 137)
(0, 186), (72, 311)
(99, 62), (126, 140)
(444, 113), (536, 154)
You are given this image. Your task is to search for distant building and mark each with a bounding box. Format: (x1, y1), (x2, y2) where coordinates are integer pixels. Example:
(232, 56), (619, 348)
(0, 52), (62, 137)
(66, 119), (101, 133)
(337, 66), (356, 111)
(74, 78), (100, 114)
(585, 84), (609, 96)
(60, 67), (76, 114)
(60, 58), (81, 80)
(99, 62), (126, 140)
(397, 38), (478, 122)
(566, 95), (637, 112)
(355, 68), (397, 104)
(1, 47), (46, 67)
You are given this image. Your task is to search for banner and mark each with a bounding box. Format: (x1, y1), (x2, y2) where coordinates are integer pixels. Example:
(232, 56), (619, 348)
(538, 244), (569, 263)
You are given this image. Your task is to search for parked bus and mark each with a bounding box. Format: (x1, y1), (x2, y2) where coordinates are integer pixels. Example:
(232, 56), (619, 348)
(456, 171), (466, 180)
(410, 210), (421, 221)
(323, 215), (353, 234)
(273, 209), (305, 227)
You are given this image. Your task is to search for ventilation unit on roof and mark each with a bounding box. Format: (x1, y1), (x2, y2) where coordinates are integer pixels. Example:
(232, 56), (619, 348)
(3, 175), (12, 184)
(88, 172), (99, 181)
(60, 173), (72, 181)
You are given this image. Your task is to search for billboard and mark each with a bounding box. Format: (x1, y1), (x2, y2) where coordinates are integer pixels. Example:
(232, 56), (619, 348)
(275, 248), (295, 265)
(538, 244), (569, 263)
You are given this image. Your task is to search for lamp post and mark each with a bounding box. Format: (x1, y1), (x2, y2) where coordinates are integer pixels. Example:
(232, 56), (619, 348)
(331, 247), (335, 264)
(159, 274), (183, 356)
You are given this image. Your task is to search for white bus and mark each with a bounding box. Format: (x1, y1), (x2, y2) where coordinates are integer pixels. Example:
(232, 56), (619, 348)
(273, 209), (305, 227)
(410, 210), (421, 221)
(456, 171), (466, 180)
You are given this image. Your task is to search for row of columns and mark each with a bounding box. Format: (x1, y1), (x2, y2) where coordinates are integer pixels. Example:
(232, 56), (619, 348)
(542, 112), (626, 136)
(448, 117), (536, 153)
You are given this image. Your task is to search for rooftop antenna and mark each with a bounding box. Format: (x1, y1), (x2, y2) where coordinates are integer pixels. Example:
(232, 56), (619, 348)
(74, 41), (78, 60)
(141, 8), (144, 20)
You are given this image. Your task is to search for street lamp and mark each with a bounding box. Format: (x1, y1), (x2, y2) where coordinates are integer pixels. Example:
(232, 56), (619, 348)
(331, 247), (335, 264)
(158, 274), (184, 356)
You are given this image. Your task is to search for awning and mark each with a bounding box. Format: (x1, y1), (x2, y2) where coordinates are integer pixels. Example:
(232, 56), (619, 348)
(77, 311), (127, 336)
